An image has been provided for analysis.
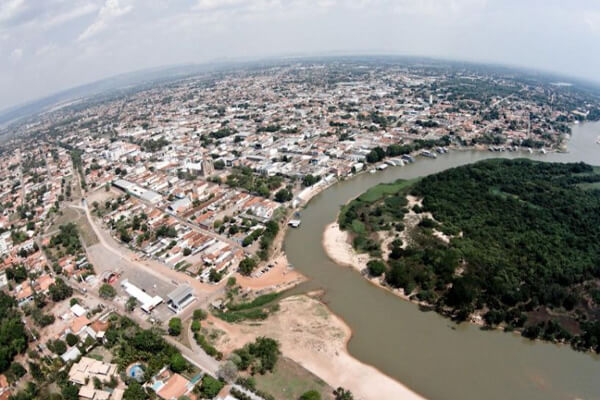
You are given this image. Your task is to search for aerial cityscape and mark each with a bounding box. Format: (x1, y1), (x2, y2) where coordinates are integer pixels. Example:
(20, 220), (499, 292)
(1, 1), (600, 400)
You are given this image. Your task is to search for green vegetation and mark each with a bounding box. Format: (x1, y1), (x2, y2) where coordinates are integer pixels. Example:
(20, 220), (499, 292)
(214, 292), (281, 323)
(232, 337), (280, 375)
(226, 166), (283, 198)
(340, 159), (600, 352)
(250, 356), (331, 400)
(275, 188), (293, 203)
(300, 390), (321, 400)
(140, 137), (169, 152)
(333, 387), (354, 400)
(193, 332), (222, 360)
(338, 180), (413, 256)
(365, 137), (451, 164)
(99, 284), (117, 299)
(258, 220), (280, 261)
(168, 317), (182, 336)
(238, 257), (258, 276)
(227, 293), (280, 312)
(195, 374), (224, 398)
(0, 293), (28, 372)
(105, 315), (190, 380)
(366, 260), (386, 277)
(48, 278), (73, 302)
(302, 174), (320, 187)
(49, 223), (82, 256)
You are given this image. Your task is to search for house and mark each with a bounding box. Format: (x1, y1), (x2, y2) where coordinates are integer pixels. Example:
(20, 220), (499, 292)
(61, 346), (82, 363)
(69, 357), (118, 385)
(79, 384), (124, 400)
(150, 369), (194, 400)
(70, 315), (91, 336)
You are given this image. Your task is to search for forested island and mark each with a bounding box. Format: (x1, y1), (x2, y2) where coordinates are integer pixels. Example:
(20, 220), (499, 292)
(338, 159), (600, 352)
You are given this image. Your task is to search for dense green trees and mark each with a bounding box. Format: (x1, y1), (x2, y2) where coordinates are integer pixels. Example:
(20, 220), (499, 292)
(274, 188), (293, 203)
(238, 257), (257, 276)
(232, 337), (280, 374)
(367, 260), (386, 277)
(169, 352), (188, 373)
(196, 374), (224, 398)
(123, 381), (147, 400)
(50, 223), (82, 255)
(300, 390), (321, 400)
(48, 278), (73, 302)
(0, 293), (27, 372)
(340, 159), (600, 351)
(302, 174), (320, 187)
(168, 317), (182, 336)
(99, 284), (116, 299)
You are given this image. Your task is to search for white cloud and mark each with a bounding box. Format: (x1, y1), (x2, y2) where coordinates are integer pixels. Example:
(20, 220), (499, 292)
(0, 0), (25, 22)
(35, 43), (57, 56)
(584, 10), (600, 33)
(393, 0), (487, 17)
(11, 47), (23, 60)
(43, 3), (98, 29)
(78, 0), (132, 41)
(194, 0), (249, 12)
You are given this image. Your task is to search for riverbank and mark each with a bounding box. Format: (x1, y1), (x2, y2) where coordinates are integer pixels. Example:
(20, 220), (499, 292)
(322, 222), (415, 303)
(209, 294), (425, 400)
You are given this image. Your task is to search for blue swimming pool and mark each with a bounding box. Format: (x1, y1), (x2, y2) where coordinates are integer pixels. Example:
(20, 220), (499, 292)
(129, 364), (145, 381)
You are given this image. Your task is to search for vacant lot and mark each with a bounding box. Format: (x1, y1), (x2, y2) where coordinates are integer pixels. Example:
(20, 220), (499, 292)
(254, 356), (333, 400)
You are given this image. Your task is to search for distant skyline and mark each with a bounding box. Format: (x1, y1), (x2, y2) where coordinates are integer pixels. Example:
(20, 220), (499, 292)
(1, 0), (600, 111)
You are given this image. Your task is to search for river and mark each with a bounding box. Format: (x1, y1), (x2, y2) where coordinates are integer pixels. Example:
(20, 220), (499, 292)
(284, 122), (600, 400)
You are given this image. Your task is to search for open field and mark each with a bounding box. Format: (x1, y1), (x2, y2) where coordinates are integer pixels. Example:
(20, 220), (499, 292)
(356, 179), (415, 203)
(46, 204), (99, 247)
(253, 356), (333, 400)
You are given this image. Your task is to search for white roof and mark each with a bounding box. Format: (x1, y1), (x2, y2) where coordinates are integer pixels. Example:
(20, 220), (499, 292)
(120, 279), (163, 311)
(71, 304), (87, 317)
(61, 346), (82, 362)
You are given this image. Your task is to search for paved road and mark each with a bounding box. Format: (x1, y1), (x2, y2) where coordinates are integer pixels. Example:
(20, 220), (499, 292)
(73, 200), (225, 297)
(67, 200), (224, 376)
(73, 281), (220, 375)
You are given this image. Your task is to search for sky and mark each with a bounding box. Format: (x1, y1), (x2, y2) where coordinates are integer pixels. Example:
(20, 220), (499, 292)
(1, 0), (600, 111)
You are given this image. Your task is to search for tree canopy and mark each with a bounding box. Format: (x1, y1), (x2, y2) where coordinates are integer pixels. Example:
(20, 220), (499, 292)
(340, 159), (600, 352)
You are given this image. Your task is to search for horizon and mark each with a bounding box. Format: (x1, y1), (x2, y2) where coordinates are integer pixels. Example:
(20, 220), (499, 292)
(2, 52), (600, 118)
(2, 0), (600, 112)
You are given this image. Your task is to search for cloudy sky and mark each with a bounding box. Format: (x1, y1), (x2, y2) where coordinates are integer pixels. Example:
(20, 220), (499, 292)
(1, 0), (599, 110)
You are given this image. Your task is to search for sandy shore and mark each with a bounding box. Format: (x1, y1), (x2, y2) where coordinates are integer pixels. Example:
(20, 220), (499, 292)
(322, 222), (419, 303)
(209, 294), (424, 400)
(234, 253), (305, 292)
(322, 222), (370, 273)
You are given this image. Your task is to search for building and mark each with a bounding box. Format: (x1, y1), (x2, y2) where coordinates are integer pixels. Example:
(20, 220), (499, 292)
(201, 158), (214, 177)
(112, 179), (162, 204)
(166, 285), (195, 313)
(149, 369), (195, 400)
(69, 357), (118, 385)
(120, 279), (163, 313)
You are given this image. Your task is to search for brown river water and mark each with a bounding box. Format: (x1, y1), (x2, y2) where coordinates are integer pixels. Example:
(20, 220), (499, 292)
(284, 122), (600, 400)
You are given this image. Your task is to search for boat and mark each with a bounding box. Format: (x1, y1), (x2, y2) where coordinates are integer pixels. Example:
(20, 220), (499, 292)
(527, 148), (533, 154)
(540, 148), (547, 154)
(401, 154), (415, 163)
(420, 150), (437, 159)
(288, 219), (301, 228)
